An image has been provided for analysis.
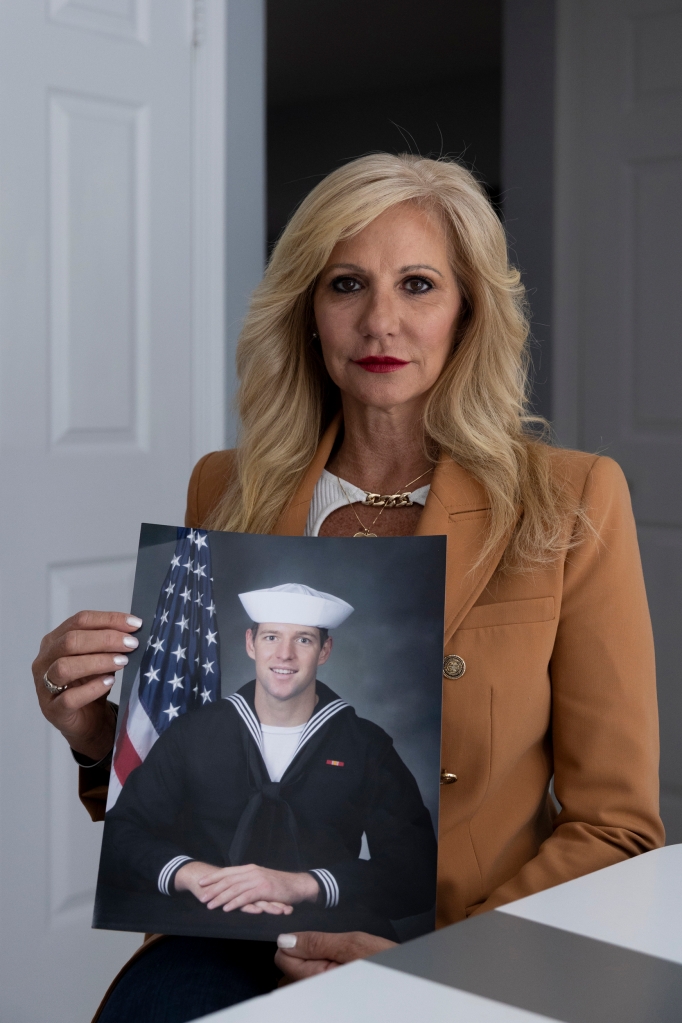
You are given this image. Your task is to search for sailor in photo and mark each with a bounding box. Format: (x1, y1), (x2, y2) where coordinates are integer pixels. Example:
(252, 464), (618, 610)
(100, 583), (437, 940)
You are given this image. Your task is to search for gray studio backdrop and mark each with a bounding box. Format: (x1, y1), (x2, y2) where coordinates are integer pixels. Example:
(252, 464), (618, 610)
(117, 525), (447, 828)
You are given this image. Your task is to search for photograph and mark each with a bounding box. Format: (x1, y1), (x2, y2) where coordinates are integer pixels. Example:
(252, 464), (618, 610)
(94, 524), (446, 944)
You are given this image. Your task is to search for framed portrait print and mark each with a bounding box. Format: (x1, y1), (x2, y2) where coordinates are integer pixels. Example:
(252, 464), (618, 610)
(94, 525), (446, 944)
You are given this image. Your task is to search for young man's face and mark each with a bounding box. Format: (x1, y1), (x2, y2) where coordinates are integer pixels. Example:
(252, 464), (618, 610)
(246, 623), (332, 703)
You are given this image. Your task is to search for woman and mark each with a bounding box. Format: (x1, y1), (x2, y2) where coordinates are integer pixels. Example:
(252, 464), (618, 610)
(33, 154), (663, 1021)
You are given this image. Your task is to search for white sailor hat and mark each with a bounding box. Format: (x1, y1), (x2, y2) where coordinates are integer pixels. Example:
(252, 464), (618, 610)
(238, 583), (354, 629)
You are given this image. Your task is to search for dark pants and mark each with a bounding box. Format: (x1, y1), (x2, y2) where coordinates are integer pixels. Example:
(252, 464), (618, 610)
(98, 936), (282, 1023)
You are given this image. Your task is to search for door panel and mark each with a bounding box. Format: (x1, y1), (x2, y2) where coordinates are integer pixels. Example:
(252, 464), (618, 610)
(48, 90), (149, 448)
(48, 1), (150, 42)
(0, 2), (240, 1019)
(554, 0), (682, 838)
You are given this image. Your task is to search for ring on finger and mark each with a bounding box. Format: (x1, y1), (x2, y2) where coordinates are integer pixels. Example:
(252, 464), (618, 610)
(43, 672), (67, 695)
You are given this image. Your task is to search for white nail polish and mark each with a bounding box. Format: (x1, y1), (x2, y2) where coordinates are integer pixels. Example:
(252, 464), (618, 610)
(103, 677), (115, 686)
(277, 934), (297, 949)
(123, 636), (139, 649)
(113, 655), (128, 666)
(127, 616), (143, 628)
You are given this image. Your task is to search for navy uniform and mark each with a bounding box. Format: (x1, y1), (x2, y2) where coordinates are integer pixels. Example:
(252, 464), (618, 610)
(97, 679), (437, 941)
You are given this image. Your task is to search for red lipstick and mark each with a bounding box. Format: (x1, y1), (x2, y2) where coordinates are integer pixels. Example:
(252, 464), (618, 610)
(353, 356), (409, 374)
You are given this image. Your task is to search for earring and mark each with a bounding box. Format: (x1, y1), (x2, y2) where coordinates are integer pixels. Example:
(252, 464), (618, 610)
(312, 330), (319, 340)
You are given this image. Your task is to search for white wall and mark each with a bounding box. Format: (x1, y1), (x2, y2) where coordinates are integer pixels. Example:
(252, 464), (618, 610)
(502, 0), (556, 422)
(226, 0), (266, 445)
(552, 0), (682, 842)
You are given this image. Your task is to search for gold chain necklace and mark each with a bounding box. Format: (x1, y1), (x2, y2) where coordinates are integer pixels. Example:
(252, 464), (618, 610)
(337, 468), (433, 537)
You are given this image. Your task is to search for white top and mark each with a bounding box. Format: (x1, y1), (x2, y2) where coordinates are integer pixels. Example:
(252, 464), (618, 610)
(260, 722), (306, 782)
(304, 469), (431, 537)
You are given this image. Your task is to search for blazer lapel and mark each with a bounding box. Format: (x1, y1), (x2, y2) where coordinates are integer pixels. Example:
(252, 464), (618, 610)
(273, 414), (342, 536)
(272, 415), (512, 644)
(415, 456), (512, 645)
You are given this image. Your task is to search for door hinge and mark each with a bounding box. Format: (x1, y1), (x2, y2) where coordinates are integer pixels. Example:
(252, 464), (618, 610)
(192, 0), (206, 48)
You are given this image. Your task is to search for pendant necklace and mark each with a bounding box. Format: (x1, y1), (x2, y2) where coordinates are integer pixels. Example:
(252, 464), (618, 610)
(336, 468), (433, 537)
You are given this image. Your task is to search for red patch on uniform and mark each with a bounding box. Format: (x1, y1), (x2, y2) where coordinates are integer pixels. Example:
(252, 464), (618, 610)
(326, 759), (344, 767)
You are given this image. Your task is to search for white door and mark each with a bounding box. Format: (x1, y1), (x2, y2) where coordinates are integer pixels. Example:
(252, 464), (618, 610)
(0, 3), (261, 1020)
(554, 2), (682, 838)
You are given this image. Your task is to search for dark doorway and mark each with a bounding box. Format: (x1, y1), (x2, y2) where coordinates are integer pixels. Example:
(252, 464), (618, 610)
(267, 1), (502, 253)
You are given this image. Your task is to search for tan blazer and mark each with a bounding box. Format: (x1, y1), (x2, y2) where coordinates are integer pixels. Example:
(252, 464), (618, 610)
(83, 420), (663, 949)
(85, 418), (664, 1019)
(183, 417), (664, 924)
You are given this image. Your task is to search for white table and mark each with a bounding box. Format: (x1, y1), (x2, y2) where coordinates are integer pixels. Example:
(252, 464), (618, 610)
(498, 843), (682, 965)
(192, 845), (682, 1023)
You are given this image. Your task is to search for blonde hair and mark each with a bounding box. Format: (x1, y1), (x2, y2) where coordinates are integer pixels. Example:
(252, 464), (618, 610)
(208, 153), (583, 569)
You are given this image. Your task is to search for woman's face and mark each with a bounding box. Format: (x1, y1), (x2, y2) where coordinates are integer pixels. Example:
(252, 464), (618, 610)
(313, 203), (462, 413)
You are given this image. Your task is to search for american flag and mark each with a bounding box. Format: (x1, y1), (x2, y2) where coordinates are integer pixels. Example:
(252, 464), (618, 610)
(107, 527), (221, 809)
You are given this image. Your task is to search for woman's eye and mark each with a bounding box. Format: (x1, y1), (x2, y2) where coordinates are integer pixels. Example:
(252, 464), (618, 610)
(403, 276), (432, 294)
(332, 276), (362, 293)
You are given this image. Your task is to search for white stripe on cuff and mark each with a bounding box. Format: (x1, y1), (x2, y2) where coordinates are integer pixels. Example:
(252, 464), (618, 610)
(158, 855), (193, 895)
(309, 868), (339, 908)
(310, 868), (330, 905)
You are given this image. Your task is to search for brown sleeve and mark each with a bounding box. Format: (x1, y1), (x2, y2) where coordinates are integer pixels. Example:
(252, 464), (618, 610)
(78, 761), (111, 823)
(185, 449), (237, 528)
(472, 455), (664, 913)
(76, 700), (118, 821)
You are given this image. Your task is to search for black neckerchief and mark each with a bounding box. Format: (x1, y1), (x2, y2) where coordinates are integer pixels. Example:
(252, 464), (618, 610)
(225, 680), (350, 870)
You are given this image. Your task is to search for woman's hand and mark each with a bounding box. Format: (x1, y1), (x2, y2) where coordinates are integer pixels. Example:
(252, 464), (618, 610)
(32, 610), (142, 761)
(175, 861), (319, 914)
(275, 931), (397, 981)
